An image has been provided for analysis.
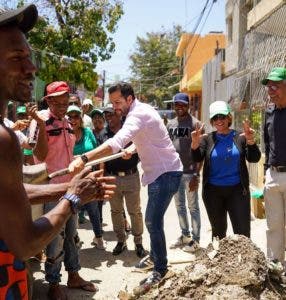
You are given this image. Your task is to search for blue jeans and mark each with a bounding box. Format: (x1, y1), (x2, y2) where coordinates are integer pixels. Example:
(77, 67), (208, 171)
(145, 171), (182, 275)
(173, 173), (201, 242)
(83, 201), (102, 237)
(44, 202), (80, 284)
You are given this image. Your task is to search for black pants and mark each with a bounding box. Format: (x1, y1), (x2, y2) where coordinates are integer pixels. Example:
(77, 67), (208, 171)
(203, 183), (250, 240)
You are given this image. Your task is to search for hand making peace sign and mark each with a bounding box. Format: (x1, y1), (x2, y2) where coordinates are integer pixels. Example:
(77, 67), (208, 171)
(191, 123), (205, 149)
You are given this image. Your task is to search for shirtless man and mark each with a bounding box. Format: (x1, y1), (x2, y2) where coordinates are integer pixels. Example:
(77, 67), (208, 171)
(0, 5), (114, 299)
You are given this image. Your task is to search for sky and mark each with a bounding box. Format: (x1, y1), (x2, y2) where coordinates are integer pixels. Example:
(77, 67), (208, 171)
(96, 0), (226, 83)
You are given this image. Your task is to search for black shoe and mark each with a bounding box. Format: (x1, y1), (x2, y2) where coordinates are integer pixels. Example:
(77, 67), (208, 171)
(112, 242), (127, 255)
(135, 244), (147, 258)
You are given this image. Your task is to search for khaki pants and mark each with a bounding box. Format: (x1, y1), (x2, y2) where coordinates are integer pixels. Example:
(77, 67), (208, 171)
(264, 168), (286, 262)
(109, 171), (143, 244)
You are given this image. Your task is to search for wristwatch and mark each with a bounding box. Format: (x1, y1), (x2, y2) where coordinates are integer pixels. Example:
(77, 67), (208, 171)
(193, 173), (200, 177)
(80, 154), (88, 164)
(61, 193), (81, 214)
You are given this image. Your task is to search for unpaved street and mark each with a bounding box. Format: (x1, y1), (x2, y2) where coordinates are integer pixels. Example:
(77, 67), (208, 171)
(32, 167), (267, 299)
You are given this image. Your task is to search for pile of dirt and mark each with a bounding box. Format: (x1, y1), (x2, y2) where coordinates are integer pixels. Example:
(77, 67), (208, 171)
(120, 235), (286, 299)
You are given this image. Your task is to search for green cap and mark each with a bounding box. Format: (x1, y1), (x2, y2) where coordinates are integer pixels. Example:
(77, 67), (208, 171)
(16, 106), (27, 115)
(67, 105), (81, 114)
(261, 67), (286, 85)
(90, 108), (103, 118)
(209, 101), (231, 119)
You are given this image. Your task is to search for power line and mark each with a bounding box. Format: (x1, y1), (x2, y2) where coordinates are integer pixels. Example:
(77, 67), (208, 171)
(183, 0), (218, 71)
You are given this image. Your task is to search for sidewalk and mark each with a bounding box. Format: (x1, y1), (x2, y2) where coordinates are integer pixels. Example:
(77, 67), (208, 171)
(31, 168), (267, 299)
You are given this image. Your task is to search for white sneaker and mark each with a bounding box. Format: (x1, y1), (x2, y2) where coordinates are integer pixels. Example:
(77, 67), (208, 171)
(92, 237), (107, 250)
(169, 235), (192, 249)
(183, 240), (200, 253)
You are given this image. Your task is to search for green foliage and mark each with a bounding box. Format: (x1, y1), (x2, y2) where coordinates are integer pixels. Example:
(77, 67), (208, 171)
(129, 25), (182, 107)
(24, 0), (123, 91)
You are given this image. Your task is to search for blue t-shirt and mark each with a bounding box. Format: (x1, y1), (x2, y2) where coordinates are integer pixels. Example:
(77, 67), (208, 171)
(209, 130), (240, 186)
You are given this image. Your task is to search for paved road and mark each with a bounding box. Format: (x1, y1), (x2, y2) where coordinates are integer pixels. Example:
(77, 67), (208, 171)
(32, 167), (267, 299)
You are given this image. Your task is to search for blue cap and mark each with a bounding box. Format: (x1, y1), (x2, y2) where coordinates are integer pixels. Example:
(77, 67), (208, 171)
(173, 93), (189, 105)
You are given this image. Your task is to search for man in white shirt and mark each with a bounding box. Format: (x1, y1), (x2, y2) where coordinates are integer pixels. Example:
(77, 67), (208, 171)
(69, 82), (183, 289)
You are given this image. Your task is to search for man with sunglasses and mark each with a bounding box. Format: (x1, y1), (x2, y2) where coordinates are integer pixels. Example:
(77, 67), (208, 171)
(262, 68), (286, 268)
(32, 81), (97, 299)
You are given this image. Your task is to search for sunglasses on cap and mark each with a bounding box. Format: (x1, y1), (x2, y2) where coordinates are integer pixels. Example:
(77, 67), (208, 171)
(211, 114), (227, 121)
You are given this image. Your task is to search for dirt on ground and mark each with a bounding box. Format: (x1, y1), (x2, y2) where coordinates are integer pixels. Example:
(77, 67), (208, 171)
(119, 235), (286, 300)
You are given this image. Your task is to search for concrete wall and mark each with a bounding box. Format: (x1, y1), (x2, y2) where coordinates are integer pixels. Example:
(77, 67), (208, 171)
(248, 0), (284, 30)
(225, 0), (248, 75)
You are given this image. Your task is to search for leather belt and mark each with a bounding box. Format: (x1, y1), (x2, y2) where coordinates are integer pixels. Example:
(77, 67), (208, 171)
(270, 166), (286, 172)
(108, 168), (138, 177)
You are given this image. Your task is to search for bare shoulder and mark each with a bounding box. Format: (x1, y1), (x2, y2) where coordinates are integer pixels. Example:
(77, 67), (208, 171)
(0, 124), (22, 180)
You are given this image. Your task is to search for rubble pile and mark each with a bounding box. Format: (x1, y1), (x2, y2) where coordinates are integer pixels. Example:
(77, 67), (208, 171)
(127, 235), (286, 299)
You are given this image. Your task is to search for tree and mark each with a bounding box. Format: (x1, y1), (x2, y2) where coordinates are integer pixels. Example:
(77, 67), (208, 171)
(24, 0), (123, 91)
(129, 25), (182, 107)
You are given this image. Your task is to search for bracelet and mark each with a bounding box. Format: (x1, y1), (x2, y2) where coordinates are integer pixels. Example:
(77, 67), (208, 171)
(60, 193), (81, 214)
(80, 154), (88, 164)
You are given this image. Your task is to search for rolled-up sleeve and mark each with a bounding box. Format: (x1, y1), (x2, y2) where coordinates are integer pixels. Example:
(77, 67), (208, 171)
(105, 114), (143, 153)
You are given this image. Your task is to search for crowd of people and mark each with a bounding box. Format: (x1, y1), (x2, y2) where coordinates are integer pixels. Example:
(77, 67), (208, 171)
(1, 3), (286, 300)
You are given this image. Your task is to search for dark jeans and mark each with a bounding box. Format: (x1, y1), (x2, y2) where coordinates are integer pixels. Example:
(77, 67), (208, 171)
(145, 171), (182, 276)
(203, 183), (250, 240)
(83, 201), (102, 238)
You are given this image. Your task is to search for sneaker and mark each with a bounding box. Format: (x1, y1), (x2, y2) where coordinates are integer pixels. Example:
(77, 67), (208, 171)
(140, 271), (162, 288)
(169, 235), (192, 249)
(135, 244), (147, 258)
(135, 255), (154, 271)
(112, 242), (127, 255)
(183, 240), (200, 253)
(92, 237), (107, 250)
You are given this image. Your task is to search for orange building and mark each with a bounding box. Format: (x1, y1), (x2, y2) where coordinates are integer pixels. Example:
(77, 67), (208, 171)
(176, 32), (225, 119)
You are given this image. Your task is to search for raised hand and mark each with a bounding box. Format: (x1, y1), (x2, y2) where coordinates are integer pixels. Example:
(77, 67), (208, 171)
(27, 104), (46, 124)
(67, 168), (116, 204)
(241, 119), (255, 145)
(191, 123), (204, 149)
(11, 119), (30, 131)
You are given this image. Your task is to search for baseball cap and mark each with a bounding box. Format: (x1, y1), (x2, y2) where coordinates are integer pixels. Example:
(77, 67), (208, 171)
(67, 105), (81, 114)
(90, 108), (103, 118)
(209, 101), (231, 119)
(102, 106), (114, 114)
(173, 93), (189, 105)
(16, 106), (27, 114)
(0, 4), (38, 33)
(261, 67), (286, 85)
(82, 98), (93, 106)
(44, 81), (70, 99)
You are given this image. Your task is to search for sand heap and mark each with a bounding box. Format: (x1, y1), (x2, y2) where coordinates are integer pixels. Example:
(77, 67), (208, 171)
(121, 235), (286, 299)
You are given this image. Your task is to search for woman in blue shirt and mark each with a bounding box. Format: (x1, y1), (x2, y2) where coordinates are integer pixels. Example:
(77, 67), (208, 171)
(191, 101), (261, 240)
(67, 105), (106, 249)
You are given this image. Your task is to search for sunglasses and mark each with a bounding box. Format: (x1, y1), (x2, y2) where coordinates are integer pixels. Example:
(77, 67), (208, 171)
(68, 114), (81, 120)
(265, 85), (280, 92)
(212, 114), (227, 121)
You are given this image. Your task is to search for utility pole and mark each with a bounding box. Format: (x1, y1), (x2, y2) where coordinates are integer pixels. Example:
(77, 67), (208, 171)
(102, 70), (106, 107)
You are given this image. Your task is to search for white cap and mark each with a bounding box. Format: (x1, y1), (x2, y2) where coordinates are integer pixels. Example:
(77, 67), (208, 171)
(82, 98), (93, 106)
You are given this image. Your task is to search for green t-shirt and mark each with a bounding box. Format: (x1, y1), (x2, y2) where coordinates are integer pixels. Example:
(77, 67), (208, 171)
(73, 127), (97, 156)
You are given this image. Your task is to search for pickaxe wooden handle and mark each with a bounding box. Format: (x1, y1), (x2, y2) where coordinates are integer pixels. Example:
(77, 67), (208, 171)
(48, 152), (126, 179)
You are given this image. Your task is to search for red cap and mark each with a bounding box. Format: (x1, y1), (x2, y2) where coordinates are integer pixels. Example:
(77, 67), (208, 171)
(44, 81), (70, 99)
